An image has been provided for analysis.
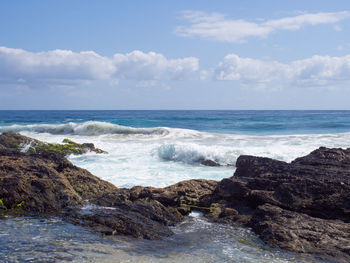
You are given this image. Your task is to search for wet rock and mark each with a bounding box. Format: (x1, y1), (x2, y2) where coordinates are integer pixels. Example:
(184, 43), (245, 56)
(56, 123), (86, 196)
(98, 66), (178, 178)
(93, 179), (218, 218)
(249, 204), (350, 263)
(210, 147), (350, 261)
(0, 150), (117, 213)
(0, 132), (40, 151)
(70, 200), (180, 239)
(201, 159), (221, 166)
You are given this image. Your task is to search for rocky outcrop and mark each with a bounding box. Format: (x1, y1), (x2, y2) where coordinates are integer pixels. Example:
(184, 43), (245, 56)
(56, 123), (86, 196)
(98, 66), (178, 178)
(0, 151), (83, 212)
(207, 147), (350, 262)
(0, 147), (184, 239)
(0, 133), (183, 239)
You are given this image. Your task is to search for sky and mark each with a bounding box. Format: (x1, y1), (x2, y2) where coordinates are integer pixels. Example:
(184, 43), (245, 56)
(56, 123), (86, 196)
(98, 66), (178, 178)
(1, 0), (350, 110)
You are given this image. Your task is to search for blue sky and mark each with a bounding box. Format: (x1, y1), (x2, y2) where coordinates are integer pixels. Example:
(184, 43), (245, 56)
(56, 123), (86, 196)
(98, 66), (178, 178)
(1, 0), (350, 109)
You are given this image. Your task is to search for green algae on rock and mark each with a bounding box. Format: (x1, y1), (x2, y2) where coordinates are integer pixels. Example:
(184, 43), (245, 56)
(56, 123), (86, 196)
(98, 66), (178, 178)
(0, 132), (107, 156)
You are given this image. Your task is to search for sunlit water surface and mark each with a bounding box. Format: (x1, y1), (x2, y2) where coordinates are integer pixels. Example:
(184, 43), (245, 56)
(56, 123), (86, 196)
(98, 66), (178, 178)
(0, 212), (321, 263)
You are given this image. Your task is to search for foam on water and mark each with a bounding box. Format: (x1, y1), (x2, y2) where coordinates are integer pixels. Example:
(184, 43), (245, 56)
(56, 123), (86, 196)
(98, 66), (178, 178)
(15, 121), (350, 188)
(157, 143), (237, 165)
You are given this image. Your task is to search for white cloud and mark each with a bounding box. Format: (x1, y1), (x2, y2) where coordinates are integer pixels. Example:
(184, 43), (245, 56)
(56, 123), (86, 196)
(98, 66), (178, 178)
(175, 10), (350, 43)
(113, 51), (198, 80)
(214, 53), (350, 89)
(0, 47), (199, 87)
(0, 47), (115, 81)
(2, 46), (350, 92)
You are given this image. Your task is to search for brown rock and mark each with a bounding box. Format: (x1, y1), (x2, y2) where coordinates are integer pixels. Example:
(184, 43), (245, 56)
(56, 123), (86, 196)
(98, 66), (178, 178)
(0, 150), (117, 213)
(249, 204), (350, 263)
(201, 159), (221, 166)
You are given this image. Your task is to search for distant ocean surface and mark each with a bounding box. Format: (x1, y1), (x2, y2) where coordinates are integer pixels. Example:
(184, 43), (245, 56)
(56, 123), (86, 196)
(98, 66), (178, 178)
(0, 110), (346, 262)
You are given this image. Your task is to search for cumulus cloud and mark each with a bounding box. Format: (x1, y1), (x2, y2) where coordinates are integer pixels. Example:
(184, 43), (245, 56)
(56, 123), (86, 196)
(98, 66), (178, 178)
(113, 51), (198, 80)
(0, 46), (199, 87)
(175, 10), (350, 42)
(214, 53), (350, 89)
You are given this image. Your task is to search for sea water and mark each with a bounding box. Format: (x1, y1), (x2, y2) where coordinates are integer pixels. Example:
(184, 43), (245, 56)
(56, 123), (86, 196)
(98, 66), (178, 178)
(0, 110), (347, 262)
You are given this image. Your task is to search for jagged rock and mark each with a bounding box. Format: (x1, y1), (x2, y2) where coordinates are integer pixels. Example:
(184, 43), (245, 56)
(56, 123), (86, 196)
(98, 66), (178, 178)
(93, 179), (218, 217)
(0, 150), (117, 213)
(250, 204), (350, 263)
(0, 132), (40, 151)
(232, 149), (350, 222)
(209, 147), (350, 262)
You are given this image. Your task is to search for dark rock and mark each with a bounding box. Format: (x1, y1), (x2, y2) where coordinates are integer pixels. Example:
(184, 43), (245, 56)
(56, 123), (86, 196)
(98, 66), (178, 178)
(249, 204), (350, 263)
(0, 149), (117, 213)
(0, 132), (40, 151)
(209, 147), (350, 261)
(231, 149), (350, 222)
(201, 159), (221, 166)
(70, 200), (180, 239)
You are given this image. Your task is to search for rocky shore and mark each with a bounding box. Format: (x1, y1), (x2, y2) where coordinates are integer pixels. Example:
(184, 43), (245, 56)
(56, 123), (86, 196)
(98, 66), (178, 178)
(1, 132), (349, 262)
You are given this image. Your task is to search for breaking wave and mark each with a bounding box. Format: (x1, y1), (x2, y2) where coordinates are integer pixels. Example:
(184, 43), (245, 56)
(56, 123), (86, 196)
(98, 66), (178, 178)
(157, 143), (238, 165)
(0, 121), (169, 136)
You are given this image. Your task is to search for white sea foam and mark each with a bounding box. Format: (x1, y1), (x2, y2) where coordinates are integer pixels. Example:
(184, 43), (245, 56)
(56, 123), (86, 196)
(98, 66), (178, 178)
(3, 121), (350, 188)
(157, 143), (237, 165)
(20, 141), (35, 153)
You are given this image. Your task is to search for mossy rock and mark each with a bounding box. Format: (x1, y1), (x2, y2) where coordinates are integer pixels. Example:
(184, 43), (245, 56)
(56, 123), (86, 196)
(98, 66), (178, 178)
(62, 138), (79, 145)
(32, 138), (107, 156)
(34, 142), (86, 156)
(0, 132), (107, 156)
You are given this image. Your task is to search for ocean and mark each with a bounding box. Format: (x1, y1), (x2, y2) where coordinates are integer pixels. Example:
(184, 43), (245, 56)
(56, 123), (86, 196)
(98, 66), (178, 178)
(1, 110), (346, 262)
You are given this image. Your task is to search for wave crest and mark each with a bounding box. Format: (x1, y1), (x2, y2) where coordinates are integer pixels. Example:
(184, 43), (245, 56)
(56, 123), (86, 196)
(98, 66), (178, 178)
(0, 121), (169, 136)
(157, 143), (238, 166)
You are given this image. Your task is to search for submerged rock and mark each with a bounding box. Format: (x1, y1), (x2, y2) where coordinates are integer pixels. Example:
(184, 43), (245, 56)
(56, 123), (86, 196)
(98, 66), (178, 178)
(201, 159), (221, 166)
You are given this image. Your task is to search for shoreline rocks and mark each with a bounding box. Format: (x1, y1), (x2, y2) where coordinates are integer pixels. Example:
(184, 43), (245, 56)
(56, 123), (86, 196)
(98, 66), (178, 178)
(205, 148), (350, 262)
(1, 132), (350, 261)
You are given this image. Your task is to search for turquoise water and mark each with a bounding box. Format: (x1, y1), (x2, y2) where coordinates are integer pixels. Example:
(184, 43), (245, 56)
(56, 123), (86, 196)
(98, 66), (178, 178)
(1, 110), (350, 135)
(0, 110), (346, 262)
